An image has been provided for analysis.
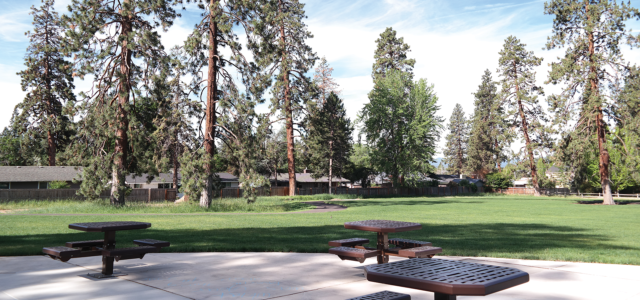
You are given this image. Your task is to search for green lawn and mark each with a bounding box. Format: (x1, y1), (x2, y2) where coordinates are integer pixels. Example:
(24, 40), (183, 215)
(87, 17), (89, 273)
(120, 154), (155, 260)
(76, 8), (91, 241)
(1, 195), (639, 265)
(0, 194), (355, 214)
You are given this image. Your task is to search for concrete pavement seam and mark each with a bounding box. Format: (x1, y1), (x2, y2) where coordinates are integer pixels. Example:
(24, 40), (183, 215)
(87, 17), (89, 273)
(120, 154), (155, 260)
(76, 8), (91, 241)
(63, 261), (195, 300)
(260, 278), (366, 300)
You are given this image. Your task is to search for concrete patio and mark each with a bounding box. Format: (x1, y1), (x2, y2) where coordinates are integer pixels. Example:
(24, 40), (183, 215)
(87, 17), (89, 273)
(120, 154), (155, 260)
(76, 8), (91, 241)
(1, 253), (639, 300)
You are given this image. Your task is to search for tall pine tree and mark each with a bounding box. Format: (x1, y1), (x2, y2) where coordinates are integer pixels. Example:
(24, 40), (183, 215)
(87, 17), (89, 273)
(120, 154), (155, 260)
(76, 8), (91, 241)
(466, 70), (510, 179)
(313, 56), (340, 105)
(252, 0), (317, 196)
(62, 0), (176, 205)
(443, 103), (469, 175)
(372, 27), (416, 81)
(498, 36), (549, 196)
(15, 0), (75, 167)
(152, 48), (200, 190)
(545, 0), (640, 204)
(304, 92), (353, 193)
(181, 0), (266, 207)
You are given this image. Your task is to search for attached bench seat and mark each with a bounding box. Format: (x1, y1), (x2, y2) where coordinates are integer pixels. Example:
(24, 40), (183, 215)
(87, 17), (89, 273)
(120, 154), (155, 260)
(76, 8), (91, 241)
(133, 239), (170, 248)
(329, 246), (378, 263)
(103, 246), (159, 262)
(397, 246), (442, 258)
(346, 291), (411, 300)
(66, 240), (104, 250)
(328, 238), (369, 247)
(43, 246), (81, 262)
(389, 238), (432, 248)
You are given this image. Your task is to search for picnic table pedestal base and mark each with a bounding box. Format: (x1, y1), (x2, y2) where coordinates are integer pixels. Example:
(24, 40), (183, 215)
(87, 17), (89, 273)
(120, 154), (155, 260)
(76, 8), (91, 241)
(377, 232), (390, 264)
(102, 231), (116, 276)
(87, 231), (129, 279)
(434, 293), (456, 300)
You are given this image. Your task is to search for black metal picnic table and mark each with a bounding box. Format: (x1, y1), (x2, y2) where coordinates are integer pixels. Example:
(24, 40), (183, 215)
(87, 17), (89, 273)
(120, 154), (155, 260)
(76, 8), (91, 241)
(364, 258), (529, 300)
(43, 221), (169, 278)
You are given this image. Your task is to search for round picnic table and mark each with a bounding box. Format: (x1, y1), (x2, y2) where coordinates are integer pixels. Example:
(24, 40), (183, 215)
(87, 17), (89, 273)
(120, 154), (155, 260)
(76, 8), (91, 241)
(344, 220), (422, 264)
(69, 221), (151, 277)
(364, 258), (529, 300)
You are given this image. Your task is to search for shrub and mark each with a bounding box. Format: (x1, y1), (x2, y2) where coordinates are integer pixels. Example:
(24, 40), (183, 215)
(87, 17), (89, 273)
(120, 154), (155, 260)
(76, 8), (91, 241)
(48, 181), (70, 189)
(486, 173), (513, 190)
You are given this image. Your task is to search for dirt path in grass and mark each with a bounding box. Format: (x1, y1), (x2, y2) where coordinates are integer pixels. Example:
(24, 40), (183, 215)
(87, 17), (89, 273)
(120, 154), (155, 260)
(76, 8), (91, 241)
(4, 201), (347, 216)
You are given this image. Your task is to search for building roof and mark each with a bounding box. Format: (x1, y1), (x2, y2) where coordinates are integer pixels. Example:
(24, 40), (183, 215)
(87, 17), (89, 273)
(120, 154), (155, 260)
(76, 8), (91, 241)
(270, 173), (349, 183)
(126, 172), (239, 184)
(0, 167), (239, 183)
(0, 166), (83, 182)
(546, 166), (563, 174)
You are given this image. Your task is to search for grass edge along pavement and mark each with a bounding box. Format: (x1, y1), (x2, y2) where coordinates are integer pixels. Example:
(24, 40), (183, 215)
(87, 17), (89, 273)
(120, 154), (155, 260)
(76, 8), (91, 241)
(0, 194), (361, 214)
(1, 195), (639, 266)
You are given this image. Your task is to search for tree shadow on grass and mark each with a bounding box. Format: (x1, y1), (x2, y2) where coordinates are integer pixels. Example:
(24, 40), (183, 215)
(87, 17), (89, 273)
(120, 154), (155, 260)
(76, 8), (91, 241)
(336, 199), (486, 208)
(3, 222), (638, 264)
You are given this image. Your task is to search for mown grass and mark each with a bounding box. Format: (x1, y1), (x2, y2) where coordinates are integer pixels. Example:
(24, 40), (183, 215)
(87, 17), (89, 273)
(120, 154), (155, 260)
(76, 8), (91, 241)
(0, 194), (359, 214)
(1, 194), (639, 265)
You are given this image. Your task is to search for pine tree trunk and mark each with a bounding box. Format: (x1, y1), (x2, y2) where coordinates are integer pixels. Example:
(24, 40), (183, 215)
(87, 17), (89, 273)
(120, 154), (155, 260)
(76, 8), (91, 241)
(201, 4), (219, 208)
(280, 11), (296, 197)
(111, 11), (133, 206)
(495, 139), (501, 172)
(586, 3), (614, 205)
(172, 149), (179, 189)
(513, 61), (540, 196)
(329, 158), (333, 195)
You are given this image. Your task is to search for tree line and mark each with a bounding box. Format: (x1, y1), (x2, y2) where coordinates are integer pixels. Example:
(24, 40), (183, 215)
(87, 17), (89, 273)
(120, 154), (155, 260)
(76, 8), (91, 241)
(442, 1), (640, 205)
(3, 0), (640, 207)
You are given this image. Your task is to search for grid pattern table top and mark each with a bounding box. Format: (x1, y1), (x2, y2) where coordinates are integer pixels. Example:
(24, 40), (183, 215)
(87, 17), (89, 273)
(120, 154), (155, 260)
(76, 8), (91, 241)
(389, 238), (431, 246)
(69, 221), (151, 232)
(346, 290), (411, 300)
(344, 220), (422, 233)
(365, 258), (529, 295)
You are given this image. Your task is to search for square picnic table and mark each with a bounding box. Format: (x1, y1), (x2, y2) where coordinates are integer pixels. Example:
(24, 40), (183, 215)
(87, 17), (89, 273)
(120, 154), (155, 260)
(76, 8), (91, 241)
(344, 220), (423, 264)
(364, 258), (530, 300)
(43, 221), (169, 278)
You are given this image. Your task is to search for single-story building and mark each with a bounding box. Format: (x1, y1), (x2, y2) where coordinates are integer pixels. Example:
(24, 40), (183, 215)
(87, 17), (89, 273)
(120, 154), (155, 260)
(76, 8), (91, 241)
(128, 172), (239, 189)
(0, 166), (239, 189)
(434, 174), (484, 188)
(513, 177), (531, 188)
(270, 172), (349, 188)
(0, 166), (82, 189)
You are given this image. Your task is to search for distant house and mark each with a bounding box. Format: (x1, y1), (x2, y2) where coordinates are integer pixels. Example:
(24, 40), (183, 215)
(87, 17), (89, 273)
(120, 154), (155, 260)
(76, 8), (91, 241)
(270, 171), (349, 188)
(126, 172), (239, 189)
(0, 166), (82, 189)
(513, 177), (531, 188)
(434, 174), (484, 188)
(0, 166), (239, 190)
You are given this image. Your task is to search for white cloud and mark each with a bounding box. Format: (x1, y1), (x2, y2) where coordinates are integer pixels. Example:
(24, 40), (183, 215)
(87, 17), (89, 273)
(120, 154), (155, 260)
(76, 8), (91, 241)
(0, 11), (31, 42)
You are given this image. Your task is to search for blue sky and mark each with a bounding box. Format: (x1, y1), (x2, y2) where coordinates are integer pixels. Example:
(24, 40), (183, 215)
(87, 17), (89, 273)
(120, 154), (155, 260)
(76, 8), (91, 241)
(1, 0), (639, 154)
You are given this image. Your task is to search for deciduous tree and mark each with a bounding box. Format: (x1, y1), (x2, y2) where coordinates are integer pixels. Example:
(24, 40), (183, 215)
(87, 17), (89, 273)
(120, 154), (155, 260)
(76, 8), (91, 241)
(360, 70), (442, 187)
